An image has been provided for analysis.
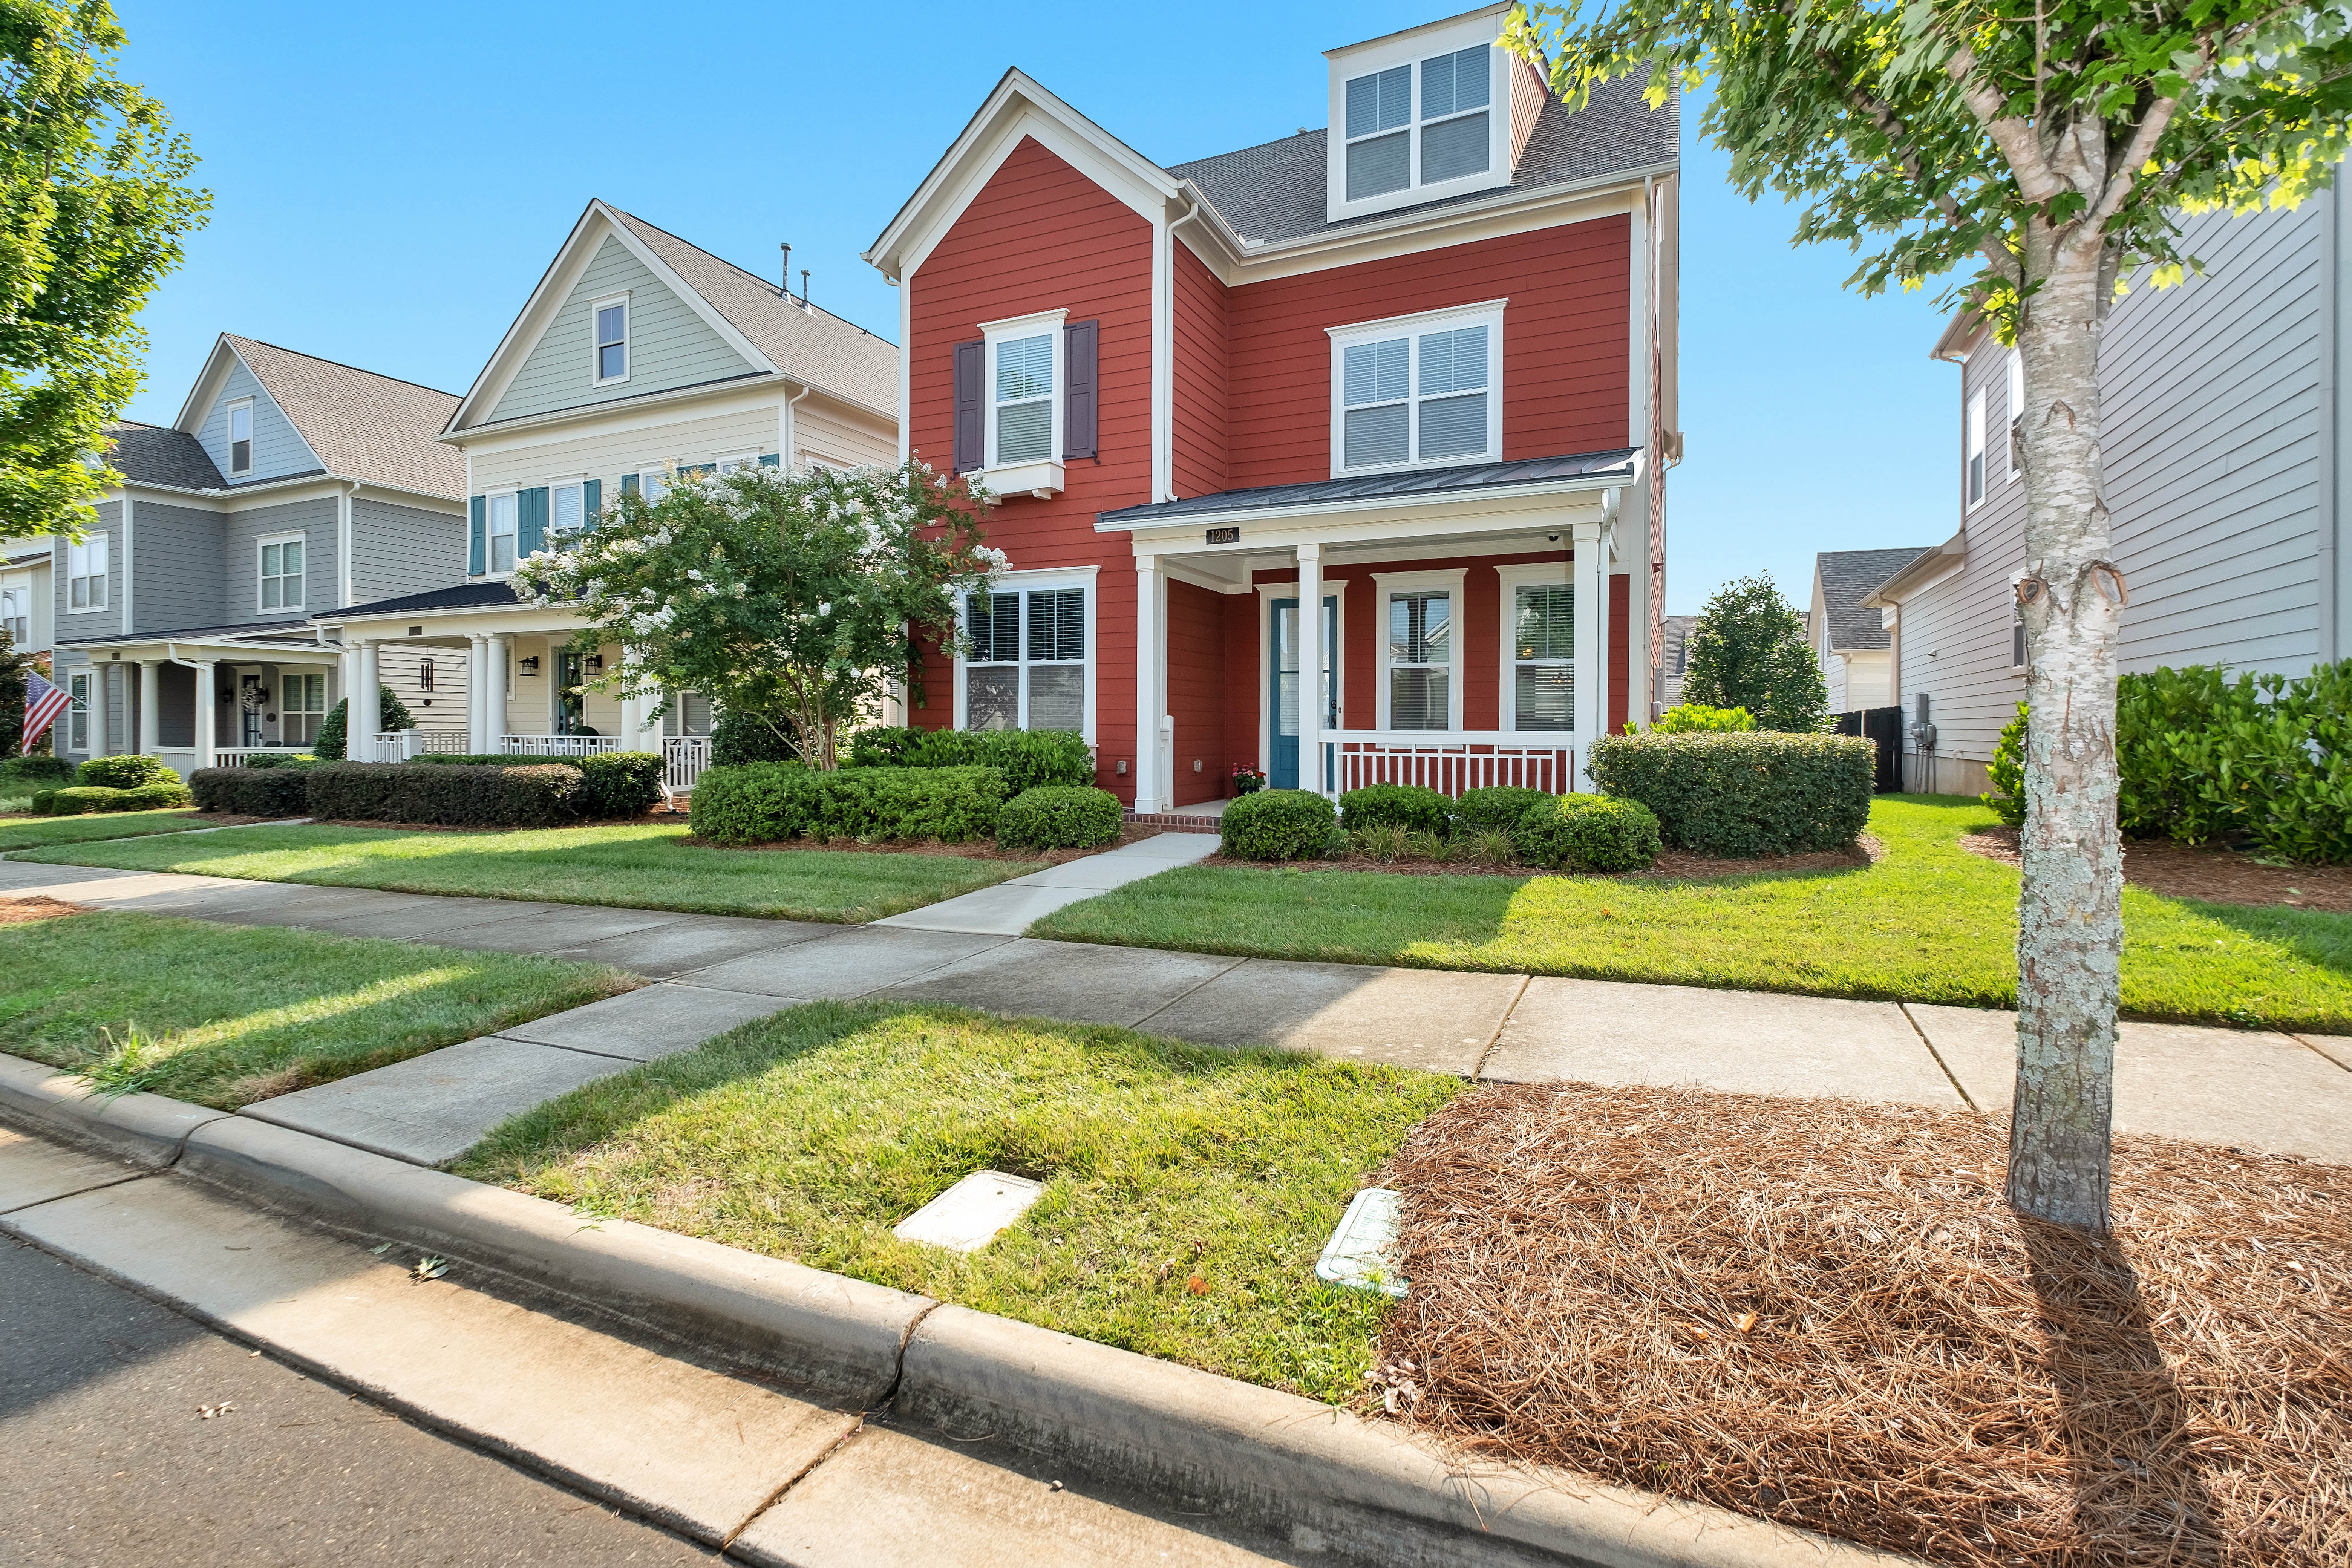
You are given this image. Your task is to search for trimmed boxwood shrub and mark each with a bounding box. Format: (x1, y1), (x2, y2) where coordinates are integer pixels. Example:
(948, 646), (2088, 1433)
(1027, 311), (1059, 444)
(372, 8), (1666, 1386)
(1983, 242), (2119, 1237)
(1516, 794), (1662, 872)
(240, 751), (316, 770)
(2, 754), (73, 787)
(36, 786), (128, 815)
(413, 752), (664, 818)
(306, 762), (583, 828)
(997, 786), (1121, 850)
(77, 754), (178, 789)
(191, 767), (313, 818)
(1588, 732), (1875, 857)
(1220, 788), (1337, 861)
(1452, 785), (1549, 837)
(847, 726), (1093, 793)
(1337, 782), (1450, 835)
(690, 763), (1009, 845)
(117, 782), (193, 810)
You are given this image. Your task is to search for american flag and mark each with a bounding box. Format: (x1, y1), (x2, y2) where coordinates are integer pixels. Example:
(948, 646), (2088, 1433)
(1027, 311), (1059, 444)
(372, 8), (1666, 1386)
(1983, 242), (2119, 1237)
(21, 669), (69, 750)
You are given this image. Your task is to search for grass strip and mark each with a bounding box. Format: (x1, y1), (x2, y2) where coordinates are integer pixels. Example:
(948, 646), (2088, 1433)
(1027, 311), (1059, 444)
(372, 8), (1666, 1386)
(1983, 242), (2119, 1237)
(13, 821), (1029, 923)
(1031, 795), (2352, 1034)
(0, 905), (634, 1109)
(458, 1001), (1463, 1403)
(0, 808), (210, 853)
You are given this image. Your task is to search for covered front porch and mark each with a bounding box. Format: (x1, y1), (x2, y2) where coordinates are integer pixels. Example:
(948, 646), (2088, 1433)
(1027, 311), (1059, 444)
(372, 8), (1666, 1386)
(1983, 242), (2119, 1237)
(53, 623), (343, 779)
(1106, 451), (1646, 812)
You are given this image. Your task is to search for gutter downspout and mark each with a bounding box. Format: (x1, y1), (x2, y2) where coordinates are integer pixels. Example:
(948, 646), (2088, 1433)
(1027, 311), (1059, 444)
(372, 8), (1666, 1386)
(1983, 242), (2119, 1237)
(784, 382), (812, 472)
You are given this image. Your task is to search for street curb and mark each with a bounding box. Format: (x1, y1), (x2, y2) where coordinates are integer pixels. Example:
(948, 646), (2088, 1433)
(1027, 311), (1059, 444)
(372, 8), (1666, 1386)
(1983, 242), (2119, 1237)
(0, 1054), (1914, 1566)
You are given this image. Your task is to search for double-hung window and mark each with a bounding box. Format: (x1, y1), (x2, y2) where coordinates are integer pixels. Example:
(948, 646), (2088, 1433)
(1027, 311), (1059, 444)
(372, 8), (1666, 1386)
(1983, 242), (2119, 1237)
(259, 534), (304, 611)
(1333, 38), (1501, 215)
(485, 493), (518, 574)
(1375, 570), (1464, 732)
(1343, 63), (1412, 199)
(1966, 389), (1987, 506)
(994, 334), (1055, 463)
(963, 583), (1087, 734)
(2007, 351), (2025, 481)
(551, 480), (585, 539)
(1504, 574), (1574, 731)
(593, 296), (629, 384)
(1331, 303), (1503, 474)
(67, 533), (107, 610)
(283, 673), (327, 744)
(228, 400), (254, 475)
(1, 585), (27, 647)
(68, 672), (89, 751)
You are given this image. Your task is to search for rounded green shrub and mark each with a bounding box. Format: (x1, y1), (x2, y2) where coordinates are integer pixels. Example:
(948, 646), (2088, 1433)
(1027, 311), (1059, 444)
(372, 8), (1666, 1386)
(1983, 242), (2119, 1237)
(1452, 785), (1548, 836)
(1983, 702), (2028, 828)
(1220, 788), (1336, 861)
(1648, 702), (1755, 734)
(1516, 794), (1662, 873)
(996, 785), (1122, 850)
(117, 782), (193, 810)
(1337, 782), (1449, 835)
(39, 785), (131, 815)
(76, 754), (178, 789)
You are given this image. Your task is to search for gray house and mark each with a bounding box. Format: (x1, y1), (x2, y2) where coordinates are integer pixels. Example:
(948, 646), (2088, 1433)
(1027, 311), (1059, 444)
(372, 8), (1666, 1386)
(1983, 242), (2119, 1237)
(51, 335), (466, 774)
(1808, 546), (1928, 713)
(1868, 195), (2352, 795)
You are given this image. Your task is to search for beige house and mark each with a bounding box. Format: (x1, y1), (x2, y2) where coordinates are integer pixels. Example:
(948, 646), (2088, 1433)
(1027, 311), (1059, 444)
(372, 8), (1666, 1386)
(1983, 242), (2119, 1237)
(1807, 546), (1927, 714)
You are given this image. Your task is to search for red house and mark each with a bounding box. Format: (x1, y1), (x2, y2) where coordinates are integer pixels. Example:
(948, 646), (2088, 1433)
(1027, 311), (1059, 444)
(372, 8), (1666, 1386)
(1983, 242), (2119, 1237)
(864, 5), (1680, 810)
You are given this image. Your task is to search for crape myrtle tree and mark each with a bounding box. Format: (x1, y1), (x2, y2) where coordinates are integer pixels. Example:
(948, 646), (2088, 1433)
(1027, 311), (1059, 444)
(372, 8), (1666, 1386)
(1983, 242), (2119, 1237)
(530, 460), (1003, 770)
(1505, 0), (2352, 1230)
(0, 1), (210, 537)
(1680, 572), (1828, 732)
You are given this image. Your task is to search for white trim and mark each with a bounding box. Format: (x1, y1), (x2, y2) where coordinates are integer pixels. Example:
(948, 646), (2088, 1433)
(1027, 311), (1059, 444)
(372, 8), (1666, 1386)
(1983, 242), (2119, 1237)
(590, 291), (632, 387)
(1098, 464), (1632, 537)
(1372, 568), (1466, 732)
(256, 529), (308, 614)
(894, 275), (913, 463)
(1328, 300), (1506, 477)
(713, 450), (760, 475)
(2006, 348), (2025, 484)
(1965, 387), (1988, 509)
(1496, 560), (1574, 733)
(1325, 14), (1511, 226)
(951, 565), (1099, 744)
(980, 309), (1068, 488)
(337, 483), (355, 607)
(482, 488), (520, 577)
(119, 494), (133, 635)
(66, 530), (110, 614)
(1152, 208), (1175, 502)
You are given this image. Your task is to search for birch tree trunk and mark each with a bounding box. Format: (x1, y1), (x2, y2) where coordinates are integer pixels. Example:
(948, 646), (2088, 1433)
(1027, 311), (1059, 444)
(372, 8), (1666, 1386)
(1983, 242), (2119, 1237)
(2004, 223), (2128, 1232)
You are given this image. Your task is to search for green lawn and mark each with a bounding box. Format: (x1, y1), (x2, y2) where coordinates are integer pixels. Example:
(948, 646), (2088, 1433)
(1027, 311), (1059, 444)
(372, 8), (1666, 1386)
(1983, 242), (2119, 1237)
(0, 808), (207, 853)
(458, 1001), (1462, 1404)
(0, 907), (634, 1109)
(12, 821), (1032, 923)
(1031, 795), (2352, 1034)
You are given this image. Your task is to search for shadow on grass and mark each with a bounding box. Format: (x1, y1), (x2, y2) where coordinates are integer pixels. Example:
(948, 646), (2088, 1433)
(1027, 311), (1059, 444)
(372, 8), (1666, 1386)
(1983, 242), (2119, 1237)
(2190, 899), (2352, 982)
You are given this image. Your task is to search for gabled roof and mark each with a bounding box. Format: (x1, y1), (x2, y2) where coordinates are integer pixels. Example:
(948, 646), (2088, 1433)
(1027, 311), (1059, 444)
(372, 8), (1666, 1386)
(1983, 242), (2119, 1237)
(1816, 547), (1931, 652)
(104, 421), (225, 489)
(452, 200), (896, 434)
(1170, 74), (1677, 248)
(175, 335), (464, 497)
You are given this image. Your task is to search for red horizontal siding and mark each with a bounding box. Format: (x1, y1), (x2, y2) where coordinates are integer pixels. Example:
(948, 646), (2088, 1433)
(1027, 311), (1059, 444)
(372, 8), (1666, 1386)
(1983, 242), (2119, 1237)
(1171, 238), (1229, 500)
(1609, 570), (1631, 734)
(1165, 579), (1229, 806)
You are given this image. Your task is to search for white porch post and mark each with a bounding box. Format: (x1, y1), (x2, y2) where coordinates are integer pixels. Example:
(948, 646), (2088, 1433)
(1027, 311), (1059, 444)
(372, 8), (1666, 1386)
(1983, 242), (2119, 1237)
(466, 635), (489, 752)
(137, 660), (160, 757)
(194, 661), (218, 770)
(89, 663), (109, 757)
(1571, 520), (1606, 789)
(354, 639), (380, 752)
(485, 634), (509, 749)
(1133, 554), (1164, 811)
(1297, 543), (1325, 797)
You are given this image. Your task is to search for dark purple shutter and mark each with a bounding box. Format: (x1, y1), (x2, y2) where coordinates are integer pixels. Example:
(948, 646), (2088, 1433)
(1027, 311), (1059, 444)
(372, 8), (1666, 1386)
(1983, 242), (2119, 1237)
(953, 339), (983, 472)
(1063, 319), (1098, 460)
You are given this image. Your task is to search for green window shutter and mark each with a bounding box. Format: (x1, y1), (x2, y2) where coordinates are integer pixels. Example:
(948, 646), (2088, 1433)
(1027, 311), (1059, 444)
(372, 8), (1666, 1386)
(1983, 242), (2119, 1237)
(518, 487), (549, 557)
(757, 453), (780, 468)
(469, 496), (486, 576)
(583, 477), (602, 527)
(621, 473), (639, 496)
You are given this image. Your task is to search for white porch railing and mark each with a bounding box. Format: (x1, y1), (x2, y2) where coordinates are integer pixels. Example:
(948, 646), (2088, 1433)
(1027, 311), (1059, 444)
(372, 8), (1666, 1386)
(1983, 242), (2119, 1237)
(1322, 732), (1576, 796)
(411, 729), (475, 755)
(213, 747), (310, 768)
(362, 731), (416, 763)
(497, 733), (622, 757)
(663, 735), (711, 792)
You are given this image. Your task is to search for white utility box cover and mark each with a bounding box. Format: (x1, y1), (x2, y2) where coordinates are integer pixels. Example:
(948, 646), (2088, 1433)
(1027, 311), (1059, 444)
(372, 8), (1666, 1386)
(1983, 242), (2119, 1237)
(893, 1169), (1044, 1252)
(1316, 1187), (1406, 1298)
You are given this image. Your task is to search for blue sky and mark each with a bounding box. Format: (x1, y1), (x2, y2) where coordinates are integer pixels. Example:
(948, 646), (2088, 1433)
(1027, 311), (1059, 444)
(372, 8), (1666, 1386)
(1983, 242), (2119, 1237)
(115, 0), (1958, 614)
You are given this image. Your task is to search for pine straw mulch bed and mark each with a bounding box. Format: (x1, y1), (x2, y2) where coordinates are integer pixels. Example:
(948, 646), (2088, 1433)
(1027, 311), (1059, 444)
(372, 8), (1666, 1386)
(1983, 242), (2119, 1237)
(1961, 824), (2352, 914)
(1207, 836), (1881, 880)
(1372, 1081), (2350, 1568)
(680, 824), (1167, 863)
(0, 895), (89, 925)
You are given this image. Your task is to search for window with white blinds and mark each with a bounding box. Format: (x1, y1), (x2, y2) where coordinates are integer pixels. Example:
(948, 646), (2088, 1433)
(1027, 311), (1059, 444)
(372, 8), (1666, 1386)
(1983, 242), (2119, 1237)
(1339, 44), (1492, 202)
(965, 585), (1086, 733)
(994, 334), (1055, 464)
(1388, 591), (1451, 731)
(1331, 305), (1501, 474)
(1511, 584), (1574, 731)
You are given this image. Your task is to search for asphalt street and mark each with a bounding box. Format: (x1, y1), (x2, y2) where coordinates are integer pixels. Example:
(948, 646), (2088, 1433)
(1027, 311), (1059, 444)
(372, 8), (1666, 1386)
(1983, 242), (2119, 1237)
(0, 1235), (711, 1566)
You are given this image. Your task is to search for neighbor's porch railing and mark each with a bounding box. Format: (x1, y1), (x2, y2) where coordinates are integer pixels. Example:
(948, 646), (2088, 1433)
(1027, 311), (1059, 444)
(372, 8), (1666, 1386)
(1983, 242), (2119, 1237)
(662, 735), (711, 792)
(363, 730), (470, 762)
(213, 746), (310, 768)
(1321, 731), (1576, 796)
(497, 733), (621, 757)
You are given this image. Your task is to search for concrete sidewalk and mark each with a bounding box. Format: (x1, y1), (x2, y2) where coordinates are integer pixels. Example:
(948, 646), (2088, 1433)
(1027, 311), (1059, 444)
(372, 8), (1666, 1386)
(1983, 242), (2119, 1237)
(874, 830), (1220, 934)
(4, 858), (2348, 1171)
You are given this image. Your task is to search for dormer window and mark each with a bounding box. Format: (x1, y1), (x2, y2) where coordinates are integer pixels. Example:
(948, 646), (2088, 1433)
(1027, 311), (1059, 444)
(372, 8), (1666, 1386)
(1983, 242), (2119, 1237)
(1326, 17), (1508, 222)
(228, 400), (253, 475)
(593, 294), (629, 385)
(1344, 65), (1412, 199)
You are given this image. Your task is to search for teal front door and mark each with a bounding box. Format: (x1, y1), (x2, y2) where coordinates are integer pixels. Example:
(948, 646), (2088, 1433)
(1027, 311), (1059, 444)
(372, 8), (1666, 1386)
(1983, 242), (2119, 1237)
(1270, 595), (1338, 790)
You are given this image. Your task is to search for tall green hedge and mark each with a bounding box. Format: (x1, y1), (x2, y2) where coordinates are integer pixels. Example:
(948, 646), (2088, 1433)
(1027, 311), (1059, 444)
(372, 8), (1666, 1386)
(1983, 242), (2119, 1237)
(306, 763), (583, 828)
(1587, 732), (1875, 857)
(847, 726), (1093, 793)
(690, 763), (1009, 844)
(411, 752), (663, 818)
(189, 767), (312, 818)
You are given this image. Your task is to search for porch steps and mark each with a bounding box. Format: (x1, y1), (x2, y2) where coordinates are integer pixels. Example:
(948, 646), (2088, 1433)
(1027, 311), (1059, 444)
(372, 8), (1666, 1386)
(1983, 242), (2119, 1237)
(1124, 808), (1223, 832)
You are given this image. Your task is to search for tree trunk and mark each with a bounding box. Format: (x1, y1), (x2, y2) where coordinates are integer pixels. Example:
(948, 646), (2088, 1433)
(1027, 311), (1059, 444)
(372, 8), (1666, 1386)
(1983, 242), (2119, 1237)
(2004, 227), (2127, 1233)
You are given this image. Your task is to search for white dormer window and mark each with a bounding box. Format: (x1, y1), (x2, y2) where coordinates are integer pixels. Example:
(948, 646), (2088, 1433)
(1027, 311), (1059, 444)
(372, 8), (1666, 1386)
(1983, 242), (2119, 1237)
(593, 294), (629, 385)
(228, 400), (253, 475)
(1326, 16), (1509, 223)
(1328, 300), (1505, 475)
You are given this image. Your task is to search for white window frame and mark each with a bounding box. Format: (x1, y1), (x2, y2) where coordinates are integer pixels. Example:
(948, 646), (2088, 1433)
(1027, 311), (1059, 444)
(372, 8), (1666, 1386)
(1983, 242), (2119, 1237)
(2010, 571), (2030, 673)
(979, 308), (1068, 493)
(2006, 350), (2025, 483)
(227, 398), (254, 476)
(1326, 19), (1510, 223)
(66, 532), (108, 612)
(1966, 388), (1988, 508)
(635, 467), (671, 505)
(1497, 562), (1574, 733)
(952, 566), (1098, 744)
(1, 582), (28, 648)
(484, 490), (519, 576)
(1328, 300), (1506, 477)
(256, 530), (306, 613)
(67, 670), (90, 751)
(548, 475), (587, 538)
(1374, 568), (1467, 732)
(715, 452), (761, 476)
(591, 293), (631, 387)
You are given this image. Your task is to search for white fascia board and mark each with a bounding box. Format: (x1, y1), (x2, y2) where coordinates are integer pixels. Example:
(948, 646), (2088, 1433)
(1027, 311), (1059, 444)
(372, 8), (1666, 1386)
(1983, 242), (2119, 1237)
(119, 474), (462, 513)
(871, 72), (1182, 280)
(440, 372), (794, 449)
(313, 601), (590, 634)
(170, 334), (243, 433)
(1109, 481), (1621, 562)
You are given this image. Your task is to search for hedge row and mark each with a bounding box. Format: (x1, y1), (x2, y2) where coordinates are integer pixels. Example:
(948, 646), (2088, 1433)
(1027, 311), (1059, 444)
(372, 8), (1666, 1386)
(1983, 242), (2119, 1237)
(846, 726), (1093, 793)
(691, 763), (1010, 845)
(30, 782), (193, 815)
(2, 754), (73, 787)
(1588, 731), (1875, 857)
(410, 752), (664, 818)
(996, 785), (1121, 850)
(305, 763), (584, 828)
(188, 767), (313, 818)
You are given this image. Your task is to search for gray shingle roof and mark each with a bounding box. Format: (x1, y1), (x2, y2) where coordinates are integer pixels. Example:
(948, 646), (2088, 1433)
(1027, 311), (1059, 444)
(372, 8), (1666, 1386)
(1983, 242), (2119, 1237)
(1817, 547), (1931, 652)
(104, 421), (224, 489)
(1099, 447), (1636, 528)
(328, 580), (522, 618)
(1661, 613), (1698, 675)
(1169, 74), (1677, 247)
(224, 336), (464, 497)
(610, 209), (898, 417)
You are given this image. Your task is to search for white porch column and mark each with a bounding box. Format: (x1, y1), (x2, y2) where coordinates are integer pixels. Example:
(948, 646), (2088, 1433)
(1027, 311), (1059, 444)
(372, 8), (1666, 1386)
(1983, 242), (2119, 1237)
(1296, 543), (1325, 797)
(354, 639), (380, 753)
(485, 634), (509, 748)
(88, 662), (109, 757)
(466, 635), (489, 751)
(1571, 520), (1606, 789)
(1133, 554), (1165, 811)
(195, 661), (218, 770)
(137, 660), (160, 757)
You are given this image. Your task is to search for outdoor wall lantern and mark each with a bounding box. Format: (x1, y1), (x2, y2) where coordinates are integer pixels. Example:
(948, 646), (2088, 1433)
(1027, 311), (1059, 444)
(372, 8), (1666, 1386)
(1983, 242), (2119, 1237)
(518, 656), (542, 676)
(585, 654), (605, 675)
